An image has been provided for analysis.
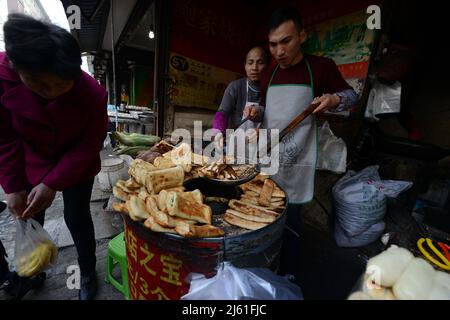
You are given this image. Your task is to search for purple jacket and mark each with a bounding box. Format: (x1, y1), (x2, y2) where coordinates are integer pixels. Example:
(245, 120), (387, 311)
(0, 52), (108, 193)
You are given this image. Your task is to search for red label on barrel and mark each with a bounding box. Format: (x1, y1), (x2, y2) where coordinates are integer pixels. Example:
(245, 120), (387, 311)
(125, 225), (189, 300)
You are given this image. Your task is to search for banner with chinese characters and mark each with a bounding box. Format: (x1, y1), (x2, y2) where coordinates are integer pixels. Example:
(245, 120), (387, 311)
(124, 219), (221, 300)
(303, 10), (378, 97)
(168, 52), (242, 111)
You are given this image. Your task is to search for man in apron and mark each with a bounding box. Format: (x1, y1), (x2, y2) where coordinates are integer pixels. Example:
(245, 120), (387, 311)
(247, 7), (358, 285)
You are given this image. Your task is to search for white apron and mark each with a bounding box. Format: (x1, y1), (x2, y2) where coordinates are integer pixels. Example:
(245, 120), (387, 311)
(262, 59), (317, 204)
(229, 81), (260, 164)
(240, 80), (261, 131)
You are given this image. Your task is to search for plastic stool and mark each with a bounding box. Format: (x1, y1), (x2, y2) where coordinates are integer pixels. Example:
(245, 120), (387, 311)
(105, 232), (130, 299)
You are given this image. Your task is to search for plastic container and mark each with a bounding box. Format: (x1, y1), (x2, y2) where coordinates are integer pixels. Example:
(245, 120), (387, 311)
(98, 158), (128, 192)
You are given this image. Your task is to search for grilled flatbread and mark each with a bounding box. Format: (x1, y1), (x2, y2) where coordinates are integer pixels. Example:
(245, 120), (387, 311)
(112, 202), (128, 214)
(129, 159), (157, 185)
(144, 216), (177, 234)
(116, 180), (138, 194)
(244, 190), (260, 198)
(138, 187), (151, 202)
(175, 223), (224, 238)
(146, 197), (196, 228)
(254, 173), (269, 182)
(157, 190), (169, 212)
(229, 200), (279, 218)
(125, 178), (141, 189)
(258, 179), (275, 207)
(127, 196), (151, 222)
(224, 213), (268, 230)
(154, 157), (176, 170)
(145, 166), (184, 194)
(166, 192), (212, 224)
(226, 209), (276, 224)
(239, 197), (259, 206)
(241, 180), (286, 199)
(181, 189), (203, 204)
(113, 186), (130, 202)
(163, 143), (192, 173)
(165, 186), (186, 193)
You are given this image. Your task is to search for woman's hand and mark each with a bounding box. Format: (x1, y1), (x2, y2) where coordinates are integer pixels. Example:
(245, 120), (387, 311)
(6, 191), (28, 217)
(22, 183), (56, 220)
(243, 104), (260, 120)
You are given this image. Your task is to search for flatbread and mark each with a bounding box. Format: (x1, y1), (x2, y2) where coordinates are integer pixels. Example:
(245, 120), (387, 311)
(224, 213), (268, 231)
(154, 157), (176, 170)
(166, 192), (212, 224)
(147, 199), (197, 228)
(127, 196), (151, 222)
(229, 200), (279, 218)
(113, 186), (130, 202)
(145, 166), (184, 194)
(226, 209), (276, 224)
(144, 216), (176, 234)
(112, 202), (128, 214)
(258, 179), (274, 207)
(175, 223), (224, 238)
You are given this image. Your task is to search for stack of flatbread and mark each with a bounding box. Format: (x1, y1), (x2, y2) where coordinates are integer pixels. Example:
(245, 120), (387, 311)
(112, 159), (224, 238)
(239, 175), (286, 212)
(223, 174), (286, 231)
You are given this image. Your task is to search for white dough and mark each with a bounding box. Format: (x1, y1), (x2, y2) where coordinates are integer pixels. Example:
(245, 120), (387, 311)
(361, 274), (397, 300)
(366, 245), (414, 287)
(427, 271), (450, 300)
(393, 258), (436, 300)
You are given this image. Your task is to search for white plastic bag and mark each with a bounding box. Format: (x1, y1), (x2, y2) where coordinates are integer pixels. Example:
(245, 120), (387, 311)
(14, 219), (58, 277)
(181, 262), (303, 300)
(316, 121), (347, 174)
(365, 81), (402, 121)
(332, 166), (412, 247)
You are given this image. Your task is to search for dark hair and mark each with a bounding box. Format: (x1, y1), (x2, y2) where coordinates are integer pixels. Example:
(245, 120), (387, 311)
(3, 13), (82, 80)
(268, 6), (303, 32)
(246, 46), (269, 64)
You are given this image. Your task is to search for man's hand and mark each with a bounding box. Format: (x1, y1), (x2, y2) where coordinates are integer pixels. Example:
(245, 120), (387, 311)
(243, 104), (260, 121)
(6, 191), (28, 217)
(312, 94), (341, 114)
(22, 183), (56, 220)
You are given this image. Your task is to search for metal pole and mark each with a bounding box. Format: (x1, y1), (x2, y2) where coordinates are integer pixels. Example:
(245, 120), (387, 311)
(110, 0), (117, 107)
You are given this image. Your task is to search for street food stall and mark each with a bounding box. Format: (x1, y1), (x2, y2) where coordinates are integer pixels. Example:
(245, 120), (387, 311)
(111, 141), (288, 300)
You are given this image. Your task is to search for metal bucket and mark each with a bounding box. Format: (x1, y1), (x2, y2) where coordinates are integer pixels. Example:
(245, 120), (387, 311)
(123, 178), (287, 300)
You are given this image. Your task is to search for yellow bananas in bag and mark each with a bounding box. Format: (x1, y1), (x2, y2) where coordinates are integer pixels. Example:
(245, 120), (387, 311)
(17, 241), (58, 277)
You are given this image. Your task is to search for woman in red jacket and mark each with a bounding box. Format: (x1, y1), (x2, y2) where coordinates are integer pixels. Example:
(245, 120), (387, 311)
(0, 14), (108, 300)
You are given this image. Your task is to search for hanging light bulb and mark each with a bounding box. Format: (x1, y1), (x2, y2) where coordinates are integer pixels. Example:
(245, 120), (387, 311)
(148, 24), (155, 39)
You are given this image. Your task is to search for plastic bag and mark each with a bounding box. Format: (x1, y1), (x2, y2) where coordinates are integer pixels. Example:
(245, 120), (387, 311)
(14, 219), (58, 277)
(334, 221), (386, 248)
(181, 262), (303, 300)
(316, 121), (347, 174)
(365, 81), (401, 121)
(332, 166), (412, 247)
